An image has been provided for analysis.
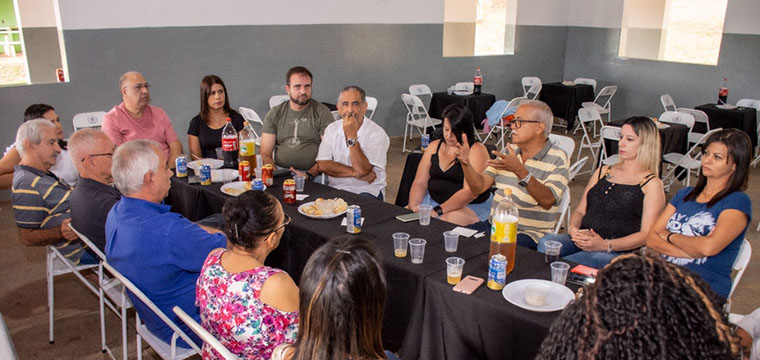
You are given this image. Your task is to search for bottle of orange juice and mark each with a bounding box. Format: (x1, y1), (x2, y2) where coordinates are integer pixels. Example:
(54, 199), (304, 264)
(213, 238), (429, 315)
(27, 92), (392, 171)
(489, 188), (518, 274)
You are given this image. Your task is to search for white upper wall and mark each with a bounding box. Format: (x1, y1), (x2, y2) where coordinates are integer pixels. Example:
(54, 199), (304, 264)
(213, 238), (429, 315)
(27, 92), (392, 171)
(18, 0), (59, 27)
(58, 0), (759, 34)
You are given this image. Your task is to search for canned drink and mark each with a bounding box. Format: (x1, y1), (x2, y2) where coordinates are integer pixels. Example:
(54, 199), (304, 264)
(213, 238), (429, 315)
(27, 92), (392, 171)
(262, 164), (274, 186)
(283, 179), (296, 204)
(238, 160), (250, 182)
(421, 134), (431, 150)
(487, 254), (507, 290)
(346, 205), (361, 234)
(199, 164), (212, 185)
(252, 179), (264, 191)
(175, 154), (188, 178)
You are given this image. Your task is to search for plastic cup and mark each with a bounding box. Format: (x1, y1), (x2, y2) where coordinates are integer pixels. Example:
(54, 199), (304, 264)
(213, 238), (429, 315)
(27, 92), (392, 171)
(393, 232), (410, 258)
(544, 240), (562, 264)
(443, 231), (459, 252)
(215, 147), (223, 160)
(447, 86), (454, 95)
(294, 175), (306, 192)
(409, 238), (427, 264)
(551, 261), (570, 285)
(418, 204), (433, 226)
(446, 257), (465, 284)
(254, 167), (262, 180)
(525, 284), (550, 307)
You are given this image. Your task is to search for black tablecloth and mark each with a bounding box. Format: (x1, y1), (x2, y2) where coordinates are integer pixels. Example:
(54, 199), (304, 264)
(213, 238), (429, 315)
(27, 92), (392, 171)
(539, 82), (595, 130)
(695, 103), (757, 148)
(429, 92), (496, 127)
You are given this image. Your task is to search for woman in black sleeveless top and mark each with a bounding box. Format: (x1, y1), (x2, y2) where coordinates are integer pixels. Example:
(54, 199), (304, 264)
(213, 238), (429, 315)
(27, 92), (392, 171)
(537, 116), (666, 268)
(406, 104), (492, 226)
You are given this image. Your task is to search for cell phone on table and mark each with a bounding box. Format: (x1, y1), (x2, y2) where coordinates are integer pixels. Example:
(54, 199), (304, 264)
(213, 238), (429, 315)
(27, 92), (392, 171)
(453, 275), (484, 295)
(396, 212), (420, 222)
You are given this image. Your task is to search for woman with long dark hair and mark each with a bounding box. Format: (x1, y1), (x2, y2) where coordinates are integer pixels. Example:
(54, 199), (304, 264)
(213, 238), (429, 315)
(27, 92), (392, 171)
(647, 128), (752, 299)
(406, 103), (492, 226)
(187, 75), (245, 159)
(196, 190), (299, 360)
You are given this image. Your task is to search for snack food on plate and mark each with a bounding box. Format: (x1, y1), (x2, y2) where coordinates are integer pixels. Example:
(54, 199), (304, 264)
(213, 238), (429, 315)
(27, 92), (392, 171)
(303, 198), (348, 215)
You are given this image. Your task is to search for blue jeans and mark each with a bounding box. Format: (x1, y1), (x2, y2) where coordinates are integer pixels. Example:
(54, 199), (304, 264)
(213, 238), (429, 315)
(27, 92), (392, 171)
(421, 192), (493, 222)
(359, 192), (384, 201)
(537, 233), (624, 269)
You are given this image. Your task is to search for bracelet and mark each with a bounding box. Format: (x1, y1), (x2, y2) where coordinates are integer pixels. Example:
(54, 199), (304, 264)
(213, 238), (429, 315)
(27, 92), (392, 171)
(606, 239), (612, 253)
(667, 232), (674, 244)
(307, 172), (315, 181)
(433, 205), (444, 216)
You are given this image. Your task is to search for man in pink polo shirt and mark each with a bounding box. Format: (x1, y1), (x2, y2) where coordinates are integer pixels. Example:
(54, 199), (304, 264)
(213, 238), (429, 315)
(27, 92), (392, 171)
(103, 71), (183, 168)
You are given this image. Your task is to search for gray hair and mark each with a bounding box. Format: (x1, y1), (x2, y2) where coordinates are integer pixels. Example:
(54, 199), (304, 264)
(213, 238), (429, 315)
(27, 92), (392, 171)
(112, 140), (160, 195)
(338, 85), (366, 103)
(518, 100), (554, 137)
(68, 128), (109, 163)
(16, 119), (56, 158)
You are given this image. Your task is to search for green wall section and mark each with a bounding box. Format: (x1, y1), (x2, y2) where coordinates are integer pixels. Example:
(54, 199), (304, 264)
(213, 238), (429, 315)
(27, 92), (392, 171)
(0, 0), (21, 53)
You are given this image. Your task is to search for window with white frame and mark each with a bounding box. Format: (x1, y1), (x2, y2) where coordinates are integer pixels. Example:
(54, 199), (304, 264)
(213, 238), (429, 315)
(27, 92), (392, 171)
(443, 0), (517, 57)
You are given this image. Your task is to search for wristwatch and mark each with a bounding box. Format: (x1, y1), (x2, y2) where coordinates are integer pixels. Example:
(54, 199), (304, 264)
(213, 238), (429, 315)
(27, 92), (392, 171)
(518, 172), (532, 187)
(433, 205), (443, 216)
(346, 138), (358, 147)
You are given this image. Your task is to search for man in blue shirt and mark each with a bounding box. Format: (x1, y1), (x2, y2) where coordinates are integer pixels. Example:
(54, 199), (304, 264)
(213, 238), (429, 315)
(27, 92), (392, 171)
(106, 139), (226, 348)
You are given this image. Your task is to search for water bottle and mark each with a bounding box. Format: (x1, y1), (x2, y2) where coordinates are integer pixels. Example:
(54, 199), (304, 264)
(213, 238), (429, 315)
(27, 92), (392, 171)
(489, 188), (518, 274)
(718, 78), (728, 105)
(473, 67), (482, 95)
(238, 121), (257, 169)
(221, 117), (239, 169)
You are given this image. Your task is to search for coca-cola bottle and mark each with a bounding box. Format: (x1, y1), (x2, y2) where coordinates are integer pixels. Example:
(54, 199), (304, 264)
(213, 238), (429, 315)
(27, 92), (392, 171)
(473, 67), (482, 95)
(221, 117), (239, 169)
(717, 78), (728, 105)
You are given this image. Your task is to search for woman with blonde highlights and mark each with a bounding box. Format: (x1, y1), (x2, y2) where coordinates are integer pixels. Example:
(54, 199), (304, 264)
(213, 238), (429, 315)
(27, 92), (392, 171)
(538, 116), (666, 268)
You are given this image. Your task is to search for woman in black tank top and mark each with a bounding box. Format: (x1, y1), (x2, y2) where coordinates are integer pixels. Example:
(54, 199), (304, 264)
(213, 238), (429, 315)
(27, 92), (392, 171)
(406, 105), (492, 226)
(537, 117), (666, 268)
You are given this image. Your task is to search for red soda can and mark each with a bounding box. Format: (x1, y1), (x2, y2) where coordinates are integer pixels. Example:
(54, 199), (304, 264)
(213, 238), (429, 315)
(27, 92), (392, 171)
(283, 179), (296, 204)
(262, 164), (274, 186)
(238, 160), (250, 181)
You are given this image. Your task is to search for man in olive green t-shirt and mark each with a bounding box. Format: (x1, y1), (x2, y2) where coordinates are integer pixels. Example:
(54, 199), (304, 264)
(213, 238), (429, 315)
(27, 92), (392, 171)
(261, 66), (334, 173)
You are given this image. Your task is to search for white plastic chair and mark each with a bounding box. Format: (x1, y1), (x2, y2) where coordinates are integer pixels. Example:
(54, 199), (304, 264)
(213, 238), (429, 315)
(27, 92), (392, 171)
(238, 107), (264, 143)
(172, 306), (239, 360)
(73, 111), (106, 131)
(599, 125), (621, 166)
(400, 93), (442, 153)
(454, 82), (474, 93)
(582, 85), (617, 125)
(408, 84), (432, 97)
(483, 97), (526, 152)
(69, 224), (133, 360)
(574, 107), (604, 175)
(101, 261), (200, 360)
(725, 239), (751, 312)
(548, 134), (576, 159)
(46, 245), (99, 344)
(554, 190), (571, 234)
(662, 128), (723, 192)
(0, 312), (19, 360)
(521, 77), (542, 100)
(365, 96), (378, 120)
(573, 78), (596, 92)
(569, 157), (589, 182)
(268, 95), (290, 109)
(331, 110), (340, 121)
(676, 108), (710, 145)
(660, 111), (695, 149)
(736, 99), (760, 167)
(660, 94), (677, 112)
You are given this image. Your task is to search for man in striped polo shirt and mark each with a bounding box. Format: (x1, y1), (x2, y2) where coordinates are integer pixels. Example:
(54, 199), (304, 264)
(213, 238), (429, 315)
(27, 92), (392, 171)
(459, 100), (569, 249)
(11, 119), (95, 264)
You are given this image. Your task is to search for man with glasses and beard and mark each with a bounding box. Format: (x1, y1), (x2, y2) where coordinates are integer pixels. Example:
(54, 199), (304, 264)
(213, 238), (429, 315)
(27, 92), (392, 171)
(458, 100), (569, 250)
(261, 66), (334, 178)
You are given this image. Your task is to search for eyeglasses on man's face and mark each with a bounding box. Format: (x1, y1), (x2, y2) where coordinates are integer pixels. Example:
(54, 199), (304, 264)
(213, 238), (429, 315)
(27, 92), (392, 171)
(510, 119), (542, 129)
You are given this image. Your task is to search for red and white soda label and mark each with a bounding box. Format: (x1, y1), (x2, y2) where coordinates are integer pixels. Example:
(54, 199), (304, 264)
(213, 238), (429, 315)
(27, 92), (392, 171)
(719, 87), (728, 97)
(222, 136), (238, 151)
(474, 75), (482, 85)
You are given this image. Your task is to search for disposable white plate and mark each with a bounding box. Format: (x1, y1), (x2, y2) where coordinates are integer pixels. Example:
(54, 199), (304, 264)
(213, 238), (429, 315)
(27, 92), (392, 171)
(212, 169), (239, 183)
(716, 104), (737, 110)
(297, 201), (347, 219)
(188, 159), (224, 171)
(502, 279), (575, 312)
(453, 90), (473, 96)
(561, 81), (575, 86)
(220, 181), (265, 196)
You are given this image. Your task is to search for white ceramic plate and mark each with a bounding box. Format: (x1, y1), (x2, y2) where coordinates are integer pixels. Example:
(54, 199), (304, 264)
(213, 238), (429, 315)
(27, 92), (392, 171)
(453, 90), (473, 96)
(220, 181), (265, 196)
(297, 201), (347, 219)
(188, 159), (224, 171)
(716, 104), (737, 110)
(502, 279), (575, 312)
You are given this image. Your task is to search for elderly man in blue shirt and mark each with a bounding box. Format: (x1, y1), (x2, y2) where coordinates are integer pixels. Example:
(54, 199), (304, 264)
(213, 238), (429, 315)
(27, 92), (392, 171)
(105, 139), (226, 348)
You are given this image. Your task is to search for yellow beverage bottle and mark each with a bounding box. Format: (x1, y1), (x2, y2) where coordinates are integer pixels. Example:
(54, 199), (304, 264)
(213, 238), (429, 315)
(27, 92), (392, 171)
(489, 188), (518, 274)
(238, 121), (257, 168)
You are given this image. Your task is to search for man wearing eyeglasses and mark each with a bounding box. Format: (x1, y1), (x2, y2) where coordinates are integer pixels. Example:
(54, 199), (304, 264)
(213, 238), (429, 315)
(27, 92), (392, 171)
(102, 71), (183, 168)
(459, 100), (569, 250)
(68, 129), (119, 251)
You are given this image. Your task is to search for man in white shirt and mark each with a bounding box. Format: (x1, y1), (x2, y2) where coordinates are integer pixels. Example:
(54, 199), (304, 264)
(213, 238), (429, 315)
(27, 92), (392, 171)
(316, 86), (389, 200)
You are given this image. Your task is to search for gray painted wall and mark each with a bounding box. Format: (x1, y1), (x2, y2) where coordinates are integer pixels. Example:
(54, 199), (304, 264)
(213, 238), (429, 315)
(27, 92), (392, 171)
(563, 27), (760, 120)
(23, 27), (63, 83)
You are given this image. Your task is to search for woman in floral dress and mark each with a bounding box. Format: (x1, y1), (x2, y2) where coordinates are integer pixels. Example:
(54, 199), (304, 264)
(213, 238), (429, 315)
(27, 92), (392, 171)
(196, 190), (299, 359)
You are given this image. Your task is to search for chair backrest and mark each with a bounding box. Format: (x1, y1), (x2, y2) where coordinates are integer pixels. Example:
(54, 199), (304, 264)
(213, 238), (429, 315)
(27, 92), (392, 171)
(365, 96), (378, 120)
(548, 134), (575, 158)
(73, 111), (106, 131)
(659, 111), (695, 130)
(593, 85), (617, 109)
(331, 110), (340, 121)
(401, 93), (433, 123)
(172, 306), (239, 360)
(521, 77), (542, 100)
(573, 78), (596, 91)
(569, 156), (588, 181)
(238, 107), (263, 125)
(269, 95), (290, 109)
(660, 94), (677, 112)
(600, 125), (621, 141)
(577, 106), (602, 125)
(455, 82), (474, 92)
(68, 224), (106, 261)
(408, 84), (432, 97)
(737, 98), (760, 110)
(554, 190), (571, 234)
(101, 261), (201, 354)
(677, 108), (709, 129)
(729, 239), (751, 299)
